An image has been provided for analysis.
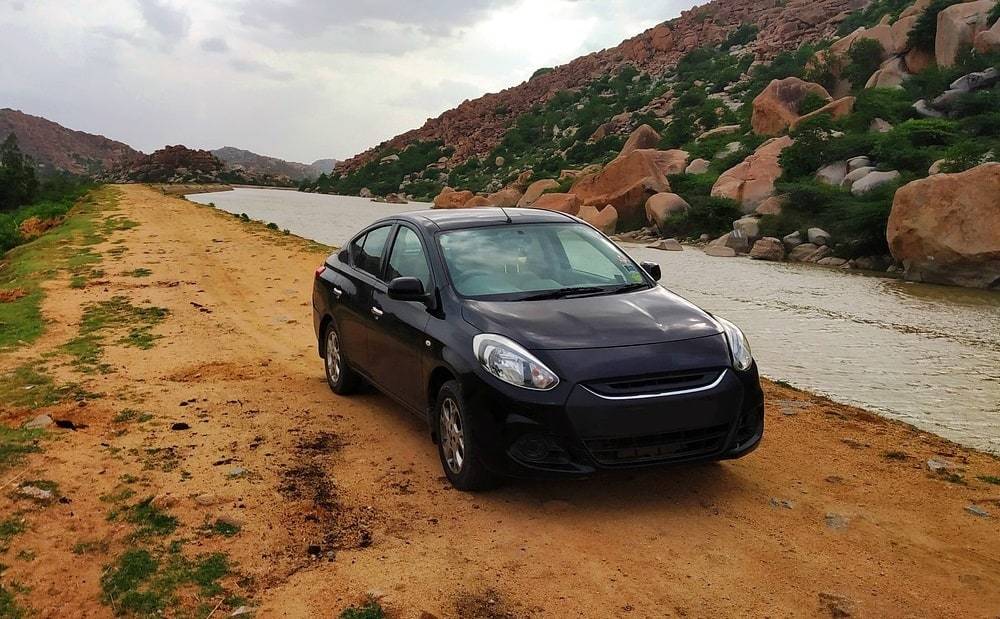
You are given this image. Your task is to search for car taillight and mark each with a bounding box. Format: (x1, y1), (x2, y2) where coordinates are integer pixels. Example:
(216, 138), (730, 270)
(315, 265), (326, 278)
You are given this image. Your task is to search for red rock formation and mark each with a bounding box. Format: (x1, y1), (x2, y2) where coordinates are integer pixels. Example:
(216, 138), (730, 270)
(99, 145), (225, 183)
(569, 150), (670, 222)
(337, 0), (860, 173)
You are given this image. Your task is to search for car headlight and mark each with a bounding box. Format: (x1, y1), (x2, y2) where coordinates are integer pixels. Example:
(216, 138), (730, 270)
(473, 334), (559, 390)
(716, 317), (753, 371)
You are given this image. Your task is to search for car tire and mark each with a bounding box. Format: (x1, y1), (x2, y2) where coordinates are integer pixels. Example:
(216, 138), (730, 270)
(324, 321), (361, 395)
(435, 380), (498, 491)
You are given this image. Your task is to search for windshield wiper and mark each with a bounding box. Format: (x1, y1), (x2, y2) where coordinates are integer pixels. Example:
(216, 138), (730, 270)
(521, 286), (608, 301)
(610, 282), (649, 294)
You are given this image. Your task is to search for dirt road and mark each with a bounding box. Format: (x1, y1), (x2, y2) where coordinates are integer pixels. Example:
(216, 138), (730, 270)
(1, 185), (998, 618)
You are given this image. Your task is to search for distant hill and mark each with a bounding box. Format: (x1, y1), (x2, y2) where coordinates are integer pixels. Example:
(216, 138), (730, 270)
(0, 108), (141, 175)
(211, 147), (336, 181)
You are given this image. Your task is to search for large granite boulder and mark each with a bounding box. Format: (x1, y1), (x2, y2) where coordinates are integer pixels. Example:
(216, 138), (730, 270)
(569, 149), (670, 221)
(577, 205), (619, 235)
(433, 187), (475, 209)
(485, 187), (522, 207)
(648, 149), (690, 176)
(710, 136), (794, 212)
(517, 179), (560, 207)
(751, 77), (831, 135)
(887, 163), (1000, 288)
(620, 124), (661, 155)
(531, 192), (582, 215)
(645, 192), (690, 229)
(935, 0), (994, 67)
(749, 237), (786, 261)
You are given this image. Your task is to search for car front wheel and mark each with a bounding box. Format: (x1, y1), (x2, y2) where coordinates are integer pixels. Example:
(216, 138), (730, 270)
(435, 380), (497, 491)
(324, 322), (360, 395)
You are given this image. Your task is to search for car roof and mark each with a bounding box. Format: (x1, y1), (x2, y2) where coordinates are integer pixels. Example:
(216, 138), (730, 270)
(378, 207), (577, 232)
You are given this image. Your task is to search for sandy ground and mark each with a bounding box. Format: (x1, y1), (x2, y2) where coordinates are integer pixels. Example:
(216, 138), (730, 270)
(1, 184), (999, 618)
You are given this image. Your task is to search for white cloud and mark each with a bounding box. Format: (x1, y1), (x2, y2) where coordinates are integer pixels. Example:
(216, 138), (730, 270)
(0, 0), (698, 162)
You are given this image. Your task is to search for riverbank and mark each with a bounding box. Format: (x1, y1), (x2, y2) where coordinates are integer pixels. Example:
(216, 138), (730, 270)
(1, 184), (998, 617)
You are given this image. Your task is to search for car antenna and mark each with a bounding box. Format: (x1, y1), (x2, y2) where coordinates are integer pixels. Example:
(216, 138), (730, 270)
(499, 206), (512, 223)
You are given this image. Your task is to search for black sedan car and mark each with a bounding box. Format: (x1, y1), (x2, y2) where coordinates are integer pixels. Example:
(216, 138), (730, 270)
(313, 207), (764, 490)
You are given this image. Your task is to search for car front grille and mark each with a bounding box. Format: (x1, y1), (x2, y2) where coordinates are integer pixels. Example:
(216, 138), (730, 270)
(583, 423), (730, 466)
(583, 368), (724, 398)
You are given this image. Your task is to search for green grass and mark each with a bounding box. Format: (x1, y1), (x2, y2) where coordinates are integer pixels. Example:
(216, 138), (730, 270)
(101, 546), (232, 616)
(0, 425), (44, 472)
(977, 475), (1000, 485)
(340, 598), (386, 619)
(123, 268), (151, 278)
(200, 519), (240, 538)
(63, 296), (168, 373)
(113, 409), (153, 424)
(0, 584), (28, 619)
(0, 363), (79, 409)
(120, 497), (178, 538)
(0, 516), (27, 552)
(0, 187), (116, 351)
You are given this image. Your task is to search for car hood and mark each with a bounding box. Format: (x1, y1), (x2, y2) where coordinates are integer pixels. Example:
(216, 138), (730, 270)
(461, 286), (722, 350)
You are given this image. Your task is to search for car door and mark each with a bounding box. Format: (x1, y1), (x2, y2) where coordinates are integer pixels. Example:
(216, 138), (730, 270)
(339, 223), (394, 374)
(368, 224), (433, 411)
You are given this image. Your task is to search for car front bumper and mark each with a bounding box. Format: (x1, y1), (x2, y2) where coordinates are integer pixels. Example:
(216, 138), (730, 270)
(460, 360), (765, 479)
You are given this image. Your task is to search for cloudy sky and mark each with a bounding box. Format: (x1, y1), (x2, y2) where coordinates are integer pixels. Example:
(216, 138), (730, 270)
(1, 0), (698, 163)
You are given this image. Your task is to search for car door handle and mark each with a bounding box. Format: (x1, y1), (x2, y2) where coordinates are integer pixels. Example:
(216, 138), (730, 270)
(332, 286), (343, 299)
(370, 306), (384, 318)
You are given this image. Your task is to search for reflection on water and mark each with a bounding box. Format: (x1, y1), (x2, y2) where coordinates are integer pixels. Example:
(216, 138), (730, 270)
(189, 188), (1000, 453)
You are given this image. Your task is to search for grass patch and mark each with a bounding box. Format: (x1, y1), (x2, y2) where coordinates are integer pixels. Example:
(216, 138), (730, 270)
(123, 268), (151, 278)
(118, 497), (178, 538)
(200, 519), (240, 538)
(0, 584), (28, 619)
(340, 598), (386, 619)
(0, 363), (79, 409)
(63, 296), (168, 373)
(113, 409), (153, 424)
(101, 546), (232, 616)
(0, 516), (27, 552)
(977, 475), (1000, 485)
(883, 450), (909, 461)
(0, 426), (44, 473)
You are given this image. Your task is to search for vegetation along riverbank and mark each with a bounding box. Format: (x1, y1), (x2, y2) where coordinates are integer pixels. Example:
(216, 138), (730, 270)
(0, 184), (997, 617)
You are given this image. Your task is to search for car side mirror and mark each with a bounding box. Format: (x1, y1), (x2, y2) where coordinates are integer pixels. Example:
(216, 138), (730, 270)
(640, 261), (661, 282)
(387, 276), (427, 302)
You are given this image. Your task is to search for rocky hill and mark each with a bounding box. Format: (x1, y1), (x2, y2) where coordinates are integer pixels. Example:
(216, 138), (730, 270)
(97, 145), (227, 184)
(0, 108), (140, 176)
(335, 0), (864, 174)
(317, 0), (999, 289)
(211, 147), (336, 181)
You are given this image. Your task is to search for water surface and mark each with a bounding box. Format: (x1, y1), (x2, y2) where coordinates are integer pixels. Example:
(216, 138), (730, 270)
(189, 188), (1000, 453)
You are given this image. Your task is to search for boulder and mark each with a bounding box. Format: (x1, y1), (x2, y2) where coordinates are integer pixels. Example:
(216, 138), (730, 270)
(792, 96), (856, 128)
(816, 161), (849, 186)
(359, 187), (373, 198)
(749, 237), (786, 261)
(870, 118), (893, 133)
(715, 142), (742, 159)
(808, 227), (833, 246)
(648, 238), (683, 251)
(569, 149), (670, 221)
(433, 188), (475, 209)
(788, 243), (832, 262)
(949, 67), (1000, 92)
(704, 246), (738, 257)
(697, 124), (742, 141)
(817, 256), (849, 266)
(973, 18), (1000, 54)
(847, 156), (871, 171)
(890, 15), (919, 53)
(464, 195), (491, 208)
(850, 170), (900, 195)
(531, 192), (582, 214)
(517, 179), (560, 207)
(840, 166), (875, 189)
(485, 187), (522, 208)
(648, 149), (690, 176)
(733, 216), (761, 243)
(864, 57), (910, 89)
(905, 47), (935, 73)
(620, 124), (661, 155)
(577, 204), (618, 235)
(928, 159), (946, 175)
(935, 0), (994, 67)
(783, 231), (804, 249)
(711, 136), (794, 212)
(913, 99), (944, 118)
(751, 77), (832, 135)
(886, 163), (1000, 288)
(685, 158), (710, 174)
(855, 24), (896, 59)
(755, 196), (784, 216)
(645, 192), (690, 229)
(495, 156), (505, 167)
(384, 193), (408, 204)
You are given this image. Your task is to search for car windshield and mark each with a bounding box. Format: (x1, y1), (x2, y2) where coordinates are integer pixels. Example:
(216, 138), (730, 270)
(438, 222), (650, 299)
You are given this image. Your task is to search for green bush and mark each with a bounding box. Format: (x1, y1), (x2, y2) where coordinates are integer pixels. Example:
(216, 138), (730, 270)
(798, 91), (830, 115)
(666, 172), (718, 199)
(530, 67), (554, 80)
(872, 118), (961, 173)
(0, 134), (39, 212)
(780, 117), (876, 179)
(845, 87), (914, 130)
(724, 23), (759, 48)
(843, 38), (886, 89)
(836, 0), (914, 34)
(661, 196), (743, 239)
(908, 0), (963, 51)
(990, 0), (1000, 24)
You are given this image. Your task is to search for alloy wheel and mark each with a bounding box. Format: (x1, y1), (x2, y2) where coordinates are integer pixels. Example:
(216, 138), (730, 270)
(439, 397), (465, 474)
(326, 329), (341, 384)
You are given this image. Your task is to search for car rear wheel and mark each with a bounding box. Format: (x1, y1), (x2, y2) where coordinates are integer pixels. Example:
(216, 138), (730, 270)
(435, 380), (498, 491)
(324, 322), (360, 395)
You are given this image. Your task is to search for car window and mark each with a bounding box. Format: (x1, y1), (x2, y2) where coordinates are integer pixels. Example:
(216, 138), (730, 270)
(386, 227), (432, 291)
(438, 223), (646, 298)
(352, 225), (392, 278)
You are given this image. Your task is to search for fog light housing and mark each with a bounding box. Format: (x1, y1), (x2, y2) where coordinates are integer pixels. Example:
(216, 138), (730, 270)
(510, 434), (570, 465)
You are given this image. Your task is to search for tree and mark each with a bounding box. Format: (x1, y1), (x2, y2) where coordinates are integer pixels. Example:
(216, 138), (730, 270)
(0, 133), (39, 211)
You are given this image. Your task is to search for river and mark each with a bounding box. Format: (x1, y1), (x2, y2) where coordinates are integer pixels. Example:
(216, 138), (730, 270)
(188, 187), (1000, 454)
